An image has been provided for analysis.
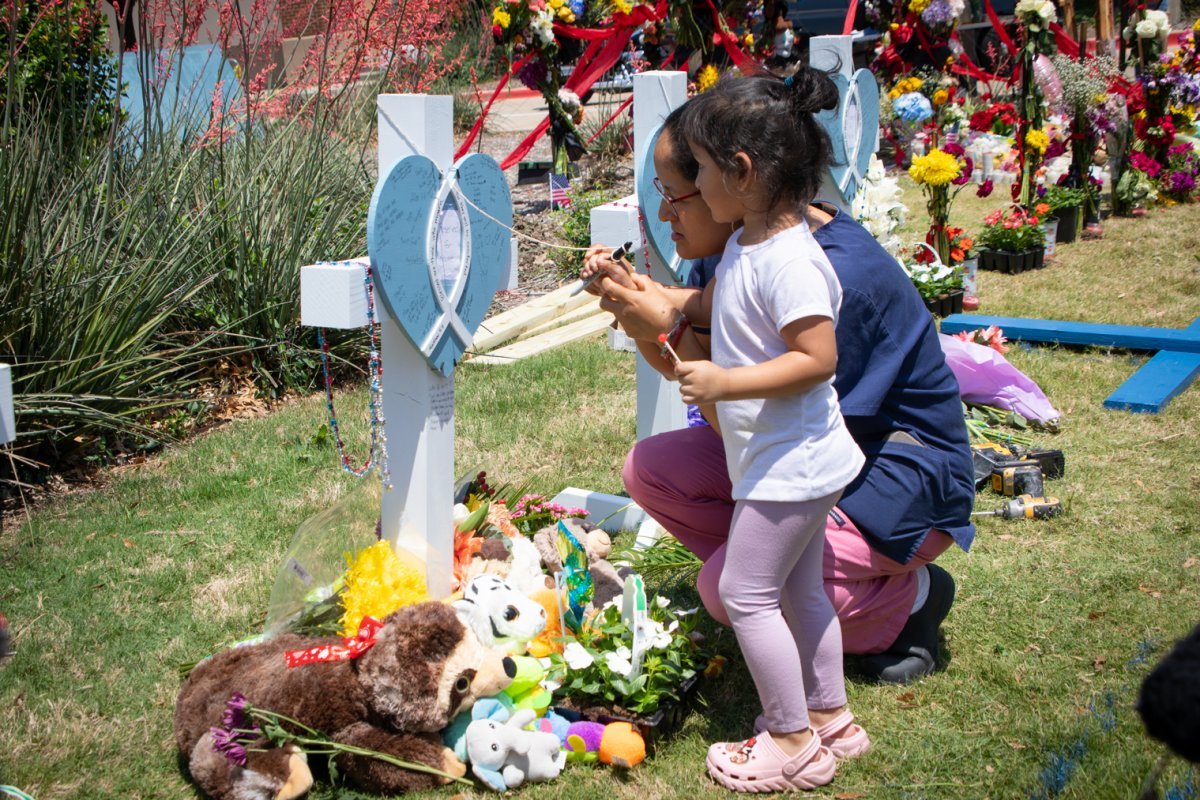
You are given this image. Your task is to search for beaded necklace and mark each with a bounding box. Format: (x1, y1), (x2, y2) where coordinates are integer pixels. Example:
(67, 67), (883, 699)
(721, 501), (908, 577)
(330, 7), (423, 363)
(315, 261), (391, 490)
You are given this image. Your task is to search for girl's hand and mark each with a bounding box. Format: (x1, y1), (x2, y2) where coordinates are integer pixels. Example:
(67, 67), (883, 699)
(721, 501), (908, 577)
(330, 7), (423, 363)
(675, 360), (730, 405)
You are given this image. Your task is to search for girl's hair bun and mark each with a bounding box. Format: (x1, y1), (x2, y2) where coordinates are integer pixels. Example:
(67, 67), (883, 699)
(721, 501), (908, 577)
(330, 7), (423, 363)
(786, 67), (839, 114)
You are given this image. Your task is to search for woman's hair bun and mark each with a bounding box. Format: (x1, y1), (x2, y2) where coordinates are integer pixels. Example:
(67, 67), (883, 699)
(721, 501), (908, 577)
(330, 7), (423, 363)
(786, 67), (839, 114)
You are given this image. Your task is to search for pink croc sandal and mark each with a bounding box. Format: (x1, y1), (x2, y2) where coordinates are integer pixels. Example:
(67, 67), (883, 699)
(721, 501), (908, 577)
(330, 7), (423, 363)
(706, 733), (835, 792)
(753, 711), (870, 761)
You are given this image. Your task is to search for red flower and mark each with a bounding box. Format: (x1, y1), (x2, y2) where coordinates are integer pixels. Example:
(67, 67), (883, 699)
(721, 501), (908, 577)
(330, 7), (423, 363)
(970, 109), (996, 132)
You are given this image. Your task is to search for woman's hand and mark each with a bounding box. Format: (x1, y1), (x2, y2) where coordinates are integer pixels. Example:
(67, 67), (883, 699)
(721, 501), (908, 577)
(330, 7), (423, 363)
(675, 360), (730, 405)
(598, 274), (683, 341)
(580, 244), (636, 294)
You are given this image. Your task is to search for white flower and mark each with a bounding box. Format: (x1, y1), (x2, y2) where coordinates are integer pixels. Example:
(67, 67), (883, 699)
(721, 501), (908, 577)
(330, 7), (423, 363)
(557, 88), (582, 112)
(615, 645), (632, 659)
(531, 10), (555, 46)
(1136, 18), (1159, 38)
(452, 503), (471, 525)
(1145, 9), (1169, 35)
(654, 595), (671, 609)
(563, 642), (595, 670)
(676, 606), (701, 617)
(647, 619), (674, 649)
(604, 651), (634, 677)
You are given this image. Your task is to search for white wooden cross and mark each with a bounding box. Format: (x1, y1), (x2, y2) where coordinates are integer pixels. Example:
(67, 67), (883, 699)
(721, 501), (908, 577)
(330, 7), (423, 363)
(300, 95), (512, 599)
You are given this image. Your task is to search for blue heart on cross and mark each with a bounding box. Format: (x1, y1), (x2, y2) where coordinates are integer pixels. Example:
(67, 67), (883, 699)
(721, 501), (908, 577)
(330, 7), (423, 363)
(367, 153), (512, 376)
(817, 69), (880, 206)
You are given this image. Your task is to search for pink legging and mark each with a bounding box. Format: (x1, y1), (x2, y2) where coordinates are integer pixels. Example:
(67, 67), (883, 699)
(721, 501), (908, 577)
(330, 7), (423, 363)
(724, 497), (846, 731)
(624, 425), (954, 655)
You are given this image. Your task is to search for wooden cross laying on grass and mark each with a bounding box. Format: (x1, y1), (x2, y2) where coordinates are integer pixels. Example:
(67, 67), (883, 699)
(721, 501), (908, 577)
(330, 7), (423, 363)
(940, 314), (1200, 414)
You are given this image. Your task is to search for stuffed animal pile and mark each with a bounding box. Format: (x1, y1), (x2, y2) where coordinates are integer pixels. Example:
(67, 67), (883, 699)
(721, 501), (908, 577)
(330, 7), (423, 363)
(174, 602), (515, 799)
(176, 515), (652, 798)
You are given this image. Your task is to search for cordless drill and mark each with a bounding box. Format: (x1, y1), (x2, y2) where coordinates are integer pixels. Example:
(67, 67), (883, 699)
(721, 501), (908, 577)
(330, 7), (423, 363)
(973, 494), (1063, 520)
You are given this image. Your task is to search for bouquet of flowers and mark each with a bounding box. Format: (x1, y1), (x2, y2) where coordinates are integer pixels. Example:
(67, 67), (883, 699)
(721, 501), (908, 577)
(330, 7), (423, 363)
(977, 205), (1048, 252)
(969, 100), (1019, 136)
(548, 595), (711, 715)
(489, 0), (663, 172)
(908, 144), (975, 264)
(904, 252), (962, 300)
(1123, 8), (1171, 68)
(1158, 141), (1200, 203)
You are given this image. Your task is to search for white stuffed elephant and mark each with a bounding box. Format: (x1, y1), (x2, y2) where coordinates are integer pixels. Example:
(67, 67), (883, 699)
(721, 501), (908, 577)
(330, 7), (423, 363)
(465, 708), (567, 791)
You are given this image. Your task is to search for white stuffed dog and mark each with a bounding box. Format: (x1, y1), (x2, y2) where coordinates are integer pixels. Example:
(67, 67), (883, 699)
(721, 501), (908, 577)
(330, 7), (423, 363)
(453, 575), (546, 655)
(465, 708), (567, 791)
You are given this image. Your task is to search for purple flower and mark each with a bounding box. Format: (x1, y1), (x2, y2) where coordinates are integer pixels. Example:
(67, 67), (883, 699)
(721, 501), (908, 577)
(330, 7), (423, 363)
(921, 0), (954, 28)
(1168, 141), (1195, 157)
(221, 692), (255, 732)
(1165, 170), (1196, 195)
(977, 178), (994, 198)
(953, 156), (973, 185)
(210, 726), (249, 766)
(516, 59), (549, 91)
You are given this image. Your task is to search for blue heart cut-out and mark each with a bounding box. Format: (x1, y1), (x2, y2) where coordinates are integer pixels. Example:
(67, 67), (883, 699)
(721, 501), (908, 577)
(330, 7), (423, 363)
(367, 153), (512, 376)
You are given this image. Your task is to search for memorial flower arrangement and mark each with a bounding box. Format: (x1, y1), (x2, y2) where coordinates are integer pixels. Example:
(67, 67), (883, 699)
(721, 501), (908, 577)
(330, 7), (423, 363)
(977, 205), (1047, 252)
(869, 0), (965, 79)
(548, 595), (709, 715)
(970, 100), (1020, 136)
(903, 255), (961, 300)
(908, 144), (976, 265)
(489, 0), (663, 172)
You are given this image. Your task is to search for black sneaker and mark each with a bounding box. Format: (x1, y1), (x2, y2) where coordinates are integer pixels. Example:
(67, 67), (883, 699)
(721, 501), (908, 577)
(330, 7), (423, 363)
(859, 563), (956, 684)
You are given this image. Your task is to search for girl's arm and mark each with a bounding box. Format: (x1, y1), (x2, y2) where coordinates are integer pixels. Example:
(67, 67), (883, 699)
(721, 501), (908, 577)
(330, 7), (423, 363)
(674, 314), (836, 404)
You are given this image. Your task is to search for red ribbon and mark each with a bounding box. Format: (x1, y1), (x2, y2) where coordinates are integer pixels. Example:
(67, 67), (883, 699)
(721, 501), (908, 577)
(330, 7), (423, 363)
(842, 0), (858, 35)
(701, 0), (754, 70)
(284, 616), (383, 668)
(984, 0), (1019, 60)
(455, 54), (534, 161)
(586, 94), (634, 143)
(1049, 22), (1083, 58)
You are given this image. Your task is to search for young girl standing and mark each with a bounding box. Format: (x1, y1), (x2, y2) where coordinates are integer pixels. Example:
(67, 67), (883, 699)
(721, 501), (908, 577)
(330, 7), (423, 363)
(674, 69), (870, 791)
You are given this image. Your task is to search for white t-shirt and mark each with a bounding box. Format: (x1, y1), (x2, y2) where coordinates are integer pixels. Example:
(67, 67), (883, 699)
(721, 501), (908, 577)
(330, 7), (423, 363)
(711, 223), (865, 502)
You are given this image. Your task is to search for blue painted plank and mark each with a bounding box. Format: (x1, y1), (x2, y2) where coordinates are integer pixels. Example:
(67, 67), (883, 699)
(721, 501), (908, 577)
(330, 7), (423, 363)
(940, 314), (1200, 354)
(1104, 320), (1200, 413)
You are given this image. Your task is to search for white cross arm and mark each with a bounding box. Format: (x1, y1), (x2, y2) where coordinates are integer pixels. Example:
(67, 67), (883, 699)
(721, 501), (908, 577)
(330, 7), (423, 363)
(0, 364), (14, 445)
(300, 258), (371, 329)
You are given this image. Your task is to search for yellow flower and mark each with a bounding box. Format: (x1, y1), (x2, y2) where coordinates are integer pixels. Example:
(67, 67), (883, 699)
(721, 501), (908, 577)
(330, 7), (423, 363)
(909, 0), (931, 13)
(743, 32), (755, 46)
(908, 148), (961, 186)
(932, 88), (948, 106)
(558, 5), (574, 19)
(492, 7), (511, 28)
(611, 0), (631, 12)
(339, 541), (429, 637)
(1025, 128), (1049, 154)
(548, 0), (563, 8)
(696, 63), (719, 92)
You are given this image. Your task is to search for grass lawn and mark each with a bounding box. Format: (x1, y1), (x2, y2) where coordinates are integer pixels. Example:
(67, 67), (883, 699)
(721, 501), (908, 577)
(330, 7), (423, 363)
(1, 183), (1198, 799)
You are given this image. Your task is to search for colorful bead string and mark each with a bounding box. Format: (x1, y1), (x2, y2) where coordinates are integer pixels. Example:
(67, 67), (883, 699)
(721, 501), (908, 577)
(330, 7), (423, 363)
(315, 261), (391, 490)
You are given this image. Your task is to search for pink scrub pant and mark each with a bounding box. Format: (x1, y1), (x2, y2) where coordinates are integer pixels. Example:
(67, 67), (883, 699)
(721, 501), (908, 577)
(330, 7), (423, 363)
(623, 425), (954, 655)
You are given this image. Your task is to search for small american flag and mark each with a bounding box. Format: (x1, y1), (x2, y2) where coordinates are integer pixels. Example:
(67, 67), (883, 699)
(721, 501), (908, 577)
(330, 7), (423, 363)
(549, 172), (571, 209)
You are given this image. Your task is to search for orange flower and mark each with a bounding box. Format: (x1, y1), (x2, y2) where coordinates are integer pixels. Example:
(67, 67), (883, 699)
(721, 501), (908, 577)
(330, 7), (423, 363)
(1035, 202), (1051, 216)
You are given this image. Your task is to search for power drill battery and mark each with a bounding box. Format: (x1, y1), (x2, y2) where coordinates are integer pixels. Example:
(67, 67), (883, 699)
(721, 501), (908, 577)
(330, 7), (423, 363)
(990, 460), (1045, 497)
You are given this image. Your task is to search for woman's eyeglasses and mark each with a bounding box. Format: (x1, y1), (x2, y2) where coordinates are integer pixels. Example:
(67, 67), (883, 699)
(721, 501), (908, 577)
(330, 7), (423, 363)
(653, 177), (701, 217)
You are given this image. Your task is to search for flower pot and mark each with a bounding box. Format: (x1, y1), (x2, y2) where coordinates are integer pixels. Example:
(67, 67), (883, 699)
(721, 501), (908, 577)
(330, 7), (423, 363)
(1043, 218), (1058, 257)
(949, 289), (964, 314)
(979, 248), (1024, 274)
(923, 290), (964, 317)
(553, 673), (705, 752)
(1032, 247), (1046, 269)
(1054, 205), (1080, 243)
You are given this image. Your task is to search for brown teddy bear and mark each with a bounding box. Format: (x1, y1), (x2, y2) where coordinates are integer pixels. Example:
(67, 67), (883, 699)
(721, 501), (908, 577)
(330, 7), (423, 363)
(175, 601), (516, 799)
